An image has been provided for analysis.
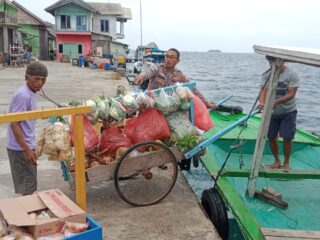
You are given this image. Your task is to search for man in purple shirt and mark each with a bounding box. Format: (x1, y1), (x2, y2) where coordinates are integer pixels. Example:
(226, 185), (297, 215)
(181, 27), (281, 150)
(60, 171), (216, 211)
(135, 48), (217, 110)
(7, 62), (48, 195)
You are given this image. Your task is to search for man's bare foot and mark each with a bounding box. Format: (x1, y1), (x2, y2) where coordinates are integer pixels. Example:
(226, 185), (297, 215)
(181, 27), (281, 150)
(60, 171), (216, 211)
(269, 161), (281, 169)
(283, 162), (290, 172)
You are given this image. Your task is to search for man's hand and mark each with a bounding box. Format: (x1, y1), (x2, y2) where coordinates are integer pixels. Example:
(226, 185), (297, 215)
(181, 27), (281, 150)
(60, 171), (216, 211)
(134, 75), (144, 85)
(206, 102), (217, 111)
(24, 148), (37, 165)
(256, 103), (265, 110)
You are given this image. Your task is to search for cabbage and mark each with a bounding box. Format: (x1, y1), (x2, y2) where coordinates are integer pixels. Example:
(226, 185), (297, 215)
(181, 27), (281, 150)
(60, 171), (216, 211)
(121, 94), (138, 112)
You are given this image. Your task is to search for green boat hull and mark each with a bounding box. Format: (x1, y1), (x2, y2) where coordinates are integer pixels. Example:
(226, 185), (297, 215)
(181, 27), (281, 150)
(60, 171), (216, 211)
(201, 111), (320, 240)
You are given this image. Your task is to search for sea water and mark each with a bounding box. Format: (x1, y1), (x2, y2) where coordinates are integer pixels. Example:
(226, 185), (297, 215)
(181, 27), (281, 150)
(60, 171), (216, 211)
(178, 52), (320, 239)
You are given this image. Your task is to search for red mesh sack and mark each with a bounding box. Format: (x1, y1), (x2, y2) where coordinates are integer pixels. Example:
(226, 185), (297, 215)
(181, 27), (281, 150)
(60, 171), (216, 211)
(70, 114), (99, 150)
(98, 127), (132, 157)
(124, 108), (171, 144)
(193, 95), (214, 131)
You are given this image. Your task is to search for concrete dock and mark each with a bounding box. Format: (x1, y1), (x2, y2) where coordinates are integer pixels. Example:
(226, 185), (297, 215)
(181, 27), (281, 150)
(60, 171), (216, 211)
(0, 61), (221, 240)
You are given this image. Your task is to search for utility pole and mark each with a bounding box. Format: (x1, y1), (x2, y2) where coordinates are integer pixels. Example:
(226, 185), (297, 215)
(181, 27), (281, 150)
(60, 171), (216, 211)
(140, 0), (143, 46)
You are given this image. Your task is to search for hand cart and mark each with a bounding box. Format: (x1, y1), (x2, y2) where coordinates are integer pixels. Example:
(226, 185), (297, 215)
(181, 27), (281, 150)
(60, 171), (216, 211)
(59, 82), (257, 207)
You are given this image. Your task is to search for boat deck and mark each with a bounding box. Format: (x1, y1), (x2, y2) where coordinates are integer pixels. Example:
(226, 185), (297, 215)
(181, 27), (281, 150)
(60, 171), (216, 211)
(201, 111), (320, 239)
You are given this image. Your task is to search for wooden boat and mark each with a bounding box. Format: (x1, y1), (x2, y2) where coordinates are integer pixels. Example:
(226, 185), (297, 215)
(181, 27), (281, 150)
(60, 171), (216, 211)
(199, 45), (320, 240)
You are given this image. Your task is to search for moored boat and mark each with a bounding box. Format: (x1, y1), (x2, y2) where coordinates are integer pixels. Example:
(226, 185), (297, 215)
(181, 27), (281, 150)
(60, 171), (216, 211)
(199, 45), (320, 240)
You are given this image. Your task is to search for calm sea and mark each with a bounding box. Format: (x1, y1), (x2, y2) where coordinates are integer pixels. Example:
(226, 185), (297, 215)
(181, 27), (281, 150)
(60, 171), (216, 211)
(177, 52), (320, 228)
(179, 51), (320, 135)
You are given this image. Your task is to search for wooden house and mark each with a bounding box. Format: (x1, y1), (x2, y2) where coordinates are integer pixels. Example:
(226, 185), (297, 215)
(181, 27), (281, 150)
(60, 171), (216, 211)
(11, 0), (55, 60)
(0, 0), (19, 54)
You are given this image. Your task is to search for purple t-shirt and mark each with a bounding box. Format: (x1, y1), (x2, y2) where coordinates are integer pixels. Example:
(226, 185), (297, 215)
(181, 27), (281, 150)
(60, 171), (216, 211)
(7, 84), (37, 151)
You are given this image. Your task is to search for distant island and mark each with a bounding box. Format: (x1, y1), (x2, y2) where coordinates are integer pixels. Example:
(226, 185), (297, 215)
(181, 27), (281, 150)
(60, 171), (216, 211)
(208, 49), (221, 53)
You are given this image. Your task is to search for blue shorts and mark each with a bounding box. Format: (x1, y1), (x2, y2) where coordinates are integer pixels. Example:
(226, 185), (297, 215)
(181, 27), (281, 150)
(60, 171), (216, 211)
(268, 110), (297, 140)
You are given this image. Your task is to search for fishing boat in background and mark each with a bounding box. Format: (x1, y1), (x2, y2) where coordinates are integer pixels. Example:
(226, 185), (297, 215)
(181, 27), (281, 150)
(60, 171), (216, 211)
(197, 45), (320, 240)
(133, 42), (165, 73)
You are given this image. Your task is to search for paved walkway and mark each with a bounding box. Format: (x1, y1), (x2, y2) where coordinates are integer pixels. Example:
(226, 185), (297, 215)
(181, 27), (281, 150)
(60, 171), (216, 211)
(0, 61), (221, 240)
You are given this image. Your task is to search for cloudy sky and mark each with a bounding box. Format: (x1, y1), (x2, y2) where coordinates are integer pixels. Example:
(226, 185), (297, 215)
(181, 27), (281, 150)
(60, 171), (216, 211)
(13, 0), (320, 53)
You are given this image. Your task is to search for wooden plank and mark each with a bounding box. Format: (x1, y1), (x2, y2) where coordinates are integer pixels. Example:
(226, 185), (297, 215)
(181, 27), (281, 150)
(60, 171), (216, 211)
(265, 237), (316, 240)
(86, 162), (117, 184)
(73, 115), (86, 211)
(247, 58), (283, 197)
(254, 190), (288, 209)
(118, 149), (174, 176)
(170, 147), (184, 161)
(254, 45), (320, 67)
(0, 106), (91, 124)
(221, 168), (320, 179)
(261, 228), (320, 239)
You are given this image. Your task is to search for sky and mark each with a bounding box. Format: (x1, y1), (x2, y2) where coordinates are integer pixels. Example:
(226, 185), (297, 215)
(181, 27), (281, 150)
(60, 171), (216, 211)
(12, 0), (320, 53)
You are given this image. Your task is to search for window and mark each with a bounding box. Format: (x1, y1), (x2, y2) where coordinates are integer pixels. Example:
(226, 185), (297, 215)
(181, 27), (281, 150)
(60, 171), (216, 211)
(78, 44), (83, 54)
(61, 15), (71, 29)
(58, 44), (63, 53)
(100, 20), (109, 32)
(76, 16), (87, 31)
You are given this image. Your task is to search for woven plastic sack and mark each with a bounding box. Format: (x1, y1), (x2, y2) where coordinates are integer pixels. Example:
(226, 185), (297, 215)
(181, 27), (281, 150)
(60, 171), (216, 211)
(165, 111), (198, 138)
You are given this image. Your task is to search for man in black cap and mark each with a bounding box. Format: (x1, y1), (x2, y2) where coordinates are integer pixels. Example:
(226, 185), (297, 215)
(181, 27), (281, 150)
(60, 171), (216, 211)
(6, 62), (48, 195)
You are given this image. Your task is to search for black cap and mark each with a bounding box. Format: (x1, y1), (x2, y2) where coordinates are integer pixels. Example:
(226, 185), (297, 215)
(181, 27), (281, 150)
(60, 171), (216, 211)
(26, 62), (48, 77)
(265, 55), (276, 61)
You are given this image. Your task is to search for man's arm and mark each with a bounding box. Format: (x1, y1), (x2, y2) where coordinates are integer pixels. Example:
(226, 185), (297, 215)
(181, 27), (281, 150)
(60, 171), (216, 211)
(11, 122), (37, 165)
(257, 85), (267, 110)
(134, 65), (158, 85)
(192, 87), (217, 110)
(274, 87), (297, 106)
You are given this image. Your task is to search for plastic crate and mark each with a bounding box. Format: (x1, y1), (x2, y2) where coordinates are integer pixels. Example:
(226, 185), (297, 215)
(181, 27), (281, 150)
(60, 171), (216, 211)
(65, 215), (103, 240)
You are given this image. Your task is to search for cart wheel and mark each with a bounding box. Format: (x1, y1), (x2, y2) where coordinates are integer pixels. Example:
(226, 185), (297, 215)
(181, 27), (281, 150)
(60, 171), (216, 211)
(114, 141), (178, 207)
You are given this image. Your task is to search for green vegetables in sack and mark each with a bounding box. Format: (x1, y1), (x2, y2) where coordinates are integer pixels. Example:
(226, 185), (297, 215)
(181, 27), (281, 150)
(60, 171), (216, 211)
(155, 89), (181, 114)
(109, 98), (127, 121)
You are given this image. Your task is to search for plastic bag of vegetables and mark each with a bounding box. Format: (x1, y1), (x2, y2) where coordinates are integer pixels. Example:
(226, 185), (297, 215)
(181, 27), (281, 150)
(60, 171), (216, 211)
(155, 89), (180, 114)
(121, 94), (139, 113)
(109, 98), (127, 121)
(95, 97), (110, 120)
(84, 99), (99, 124)
(175, 85), (194, 110)
(135, 92), (155, 111)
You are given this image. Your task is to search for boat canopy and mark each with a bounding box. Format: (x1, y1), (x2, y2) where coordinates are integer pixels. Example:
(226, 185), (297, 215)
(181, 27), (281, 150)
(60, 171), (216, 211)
(254, 45), (320, 67)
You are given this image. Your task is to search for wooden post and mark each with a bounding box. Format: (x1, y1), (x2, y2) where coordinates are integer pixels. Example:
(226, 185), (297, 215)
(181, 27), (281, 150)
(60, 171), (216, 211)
(73, 114), (87, 210)
(246, 58), (283, 198)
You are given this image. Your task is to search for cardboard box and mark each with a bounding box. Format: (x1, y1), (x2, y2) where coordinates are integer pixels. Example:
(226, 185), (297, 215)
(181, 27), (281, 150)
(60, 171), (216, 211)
(0, 189), (86, 238)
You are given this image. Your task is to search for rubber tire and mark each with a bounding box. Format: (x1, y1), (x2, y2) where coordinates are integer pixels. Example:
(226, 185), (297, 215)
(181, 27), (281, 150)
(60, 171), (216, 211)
(201, 188), (229, 240)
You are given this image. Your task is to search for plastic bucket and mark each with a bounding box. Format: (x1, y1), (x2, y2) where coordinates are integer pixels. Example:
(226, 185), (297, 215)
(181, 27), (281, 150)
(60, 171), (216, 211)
(104, 63), (111, 70)
(79, 56), (85, 67)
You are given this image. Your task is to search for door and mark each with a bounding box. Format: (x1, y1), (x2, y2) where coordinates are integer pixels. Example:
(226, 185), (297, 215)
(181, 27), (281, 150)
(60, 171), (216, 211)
(63, 43), (78, 59)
